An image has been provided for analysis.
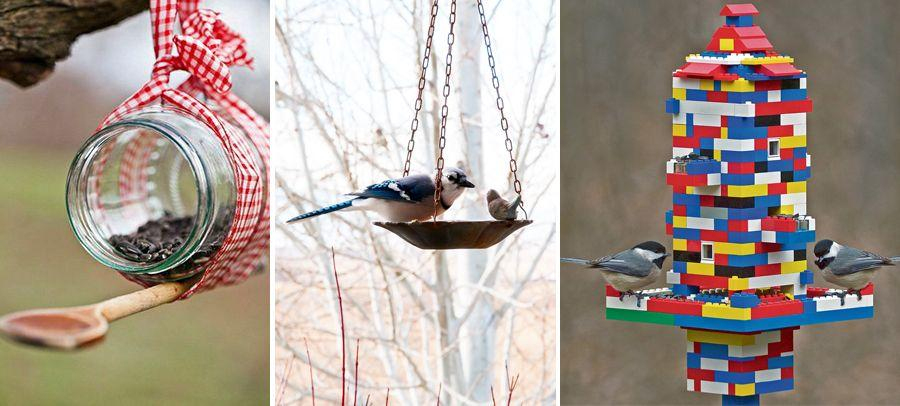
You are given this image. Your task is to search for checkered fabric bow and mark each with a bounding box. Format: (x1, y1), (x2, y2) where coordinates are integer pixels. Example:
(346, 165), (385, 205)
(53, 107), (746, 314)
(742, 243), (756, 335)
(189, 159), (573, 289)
(99, 0), (269, 298)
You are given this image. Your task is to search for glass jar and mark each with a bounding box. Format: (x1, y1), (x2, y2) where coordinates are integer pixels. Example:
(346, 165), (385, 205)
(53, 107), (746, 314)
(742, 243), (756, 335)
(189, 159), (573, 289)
(66, 104), (265, 283)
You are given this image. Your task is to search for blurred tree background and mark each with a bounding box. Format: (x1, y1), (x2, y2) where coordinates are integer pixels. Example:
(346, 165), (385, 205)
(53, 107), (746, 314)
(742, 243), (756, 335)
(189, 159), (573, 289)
(0, 1), (269, 404)
(561, 1), (900, 405)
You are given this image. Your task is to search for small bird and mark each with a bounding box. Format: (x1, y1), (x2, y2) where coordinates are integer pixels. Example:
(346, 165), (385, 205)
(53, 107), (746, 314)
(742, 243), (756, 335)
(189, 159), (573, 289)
(561, 241), (669, 307)
(486, 189), (520, 220)
(287, 167), (475, 223)
(813, 239), (898, 303)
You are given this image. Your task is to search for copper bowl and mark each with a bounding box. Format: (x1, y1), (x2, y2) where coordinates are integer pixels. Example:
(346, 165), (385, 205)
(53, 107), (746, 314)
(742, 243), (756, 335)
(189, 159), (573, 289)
(374, 220), (532, 250)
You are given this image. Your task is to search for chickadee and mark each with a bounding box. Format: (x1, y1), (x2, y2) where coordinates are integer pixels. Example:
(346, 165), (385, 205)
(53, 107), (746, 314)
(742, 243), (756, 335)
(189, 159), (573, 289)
(561, 241), (669, 307)
(814, 239), (898, 303)
(287, 167), (475, 223)
(486, 189), (520, 220)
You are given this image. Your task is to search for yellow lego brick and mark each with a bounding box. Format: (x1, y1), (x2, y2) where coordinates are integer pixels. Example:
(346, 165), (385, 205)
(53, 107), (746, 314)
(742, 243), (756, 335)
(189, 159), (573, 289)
(702, 303), (751, 320)
(687, 330), (756, 346)
(714, 242), (757, 255)
(774, 205), (794, 215)
(687, 262), (715, 276)
(780, 135), (807, 148)
(728, 183), (768, 198)
(729, 276), (749, 291)
(781, 260), (807, 274)
(742, 56), (794, 65)
(673, 124), (687, 137)
(686, 186), (694, 194)
(700, 80), (714, 91)
(673, 216), (687, 228)
(719, 38), (734, 51)
(721, 127), (728, 139)
(735, 383), (756, 396)
(673, 239), (687, 251)
(673, 87), (687, 100)
(714, 149), (722, 161)
(722, 78), (754, 92)
(787, 181), (807, 194)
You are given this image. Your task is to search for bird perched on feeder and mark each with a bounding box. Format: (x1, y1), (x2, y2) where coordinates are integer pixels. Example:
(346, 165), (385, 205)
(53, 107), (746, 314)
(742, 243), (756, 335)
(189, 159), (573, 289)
(561, 241), (669, 307)
(286, 167), (475, 223)
(813, 239), (899, 303)
(486, 189), (520, 220)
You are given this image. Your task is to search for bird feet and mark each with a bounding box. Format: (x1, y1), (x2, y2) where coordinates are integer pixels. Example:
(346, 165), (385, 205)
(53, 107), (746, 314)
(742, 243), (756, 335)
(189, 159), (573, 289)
(618, 290), (646, 308)
(825, 289), (862, 306)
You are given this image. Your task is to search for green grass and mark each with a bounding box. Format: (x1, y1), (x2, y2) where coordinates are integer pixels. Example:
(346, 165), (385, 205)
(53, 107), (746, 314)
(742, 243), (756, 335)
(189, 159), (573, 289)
(0, 147), (268, 405)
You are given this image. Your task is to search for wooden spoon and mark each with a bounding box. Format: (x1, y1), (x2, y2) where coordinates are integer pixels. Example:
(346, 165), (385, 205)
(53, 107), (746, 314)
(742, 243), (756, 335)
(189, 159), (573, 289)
(0, 280), (193, 350)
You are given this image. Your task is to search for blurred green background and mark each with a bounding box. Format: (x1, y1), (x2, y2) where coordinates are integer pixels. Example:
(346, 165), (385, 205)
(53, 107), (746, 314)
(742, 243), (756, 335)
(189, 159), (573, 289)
(0, 1), (269, 404)
(561, 1), (900, 405)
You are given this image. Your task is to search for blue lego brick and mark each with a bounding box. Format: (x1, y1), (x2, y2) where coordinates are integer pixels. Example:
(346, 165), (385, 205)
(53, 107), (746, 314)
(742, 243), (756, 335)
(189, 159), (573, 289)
(767, 355), (794, 369)
(725, 231), (762, 243)
(686, 89), (707, 101)
(730, 293), (761, 308)
(780, 88), (807, 101)
(721, 150), (767, 162)
(723, 394), (760, 406)
(727, 91), (767, 104)
(700, 138), (715, 149)
(779, 241), (810, 251)
(794, 147), (807, 157)
(755, 194), (781, 208)
(683, 159), (721, 175)
(666, 210), (673, 224)
(672, 283), (700, 296)
(727, 116), (756, 128)
(700, 51), (732, 57)
(674, 193), (701, 205)
(774, 230), (816, 244)
(714, 370), (758, 384)
(673, 228), (701, 240)
(799, 270), (814, 284)
(726, 253), (770, 267)
(673, 261), (687, 273)
(727, 126), (769, 139)
(804, 306), (874, 325)
(722, 173), (755, 185)
(698, 343), (730, 357)
(686, 113), (694, 136)
(687, 351), (778, 364)
(756, 378), (794, 394)
(687, 204), (701, 217)
(727, 207), (768, 220)
(714, 219), (729, 231)
(725, 15), (754, 27)
(714, 80), (722, 91)
(766, 159), (795, 172)
(666, 98), (680, 114)
(729, 65), (772, 81)
(694, 293), (727, 304)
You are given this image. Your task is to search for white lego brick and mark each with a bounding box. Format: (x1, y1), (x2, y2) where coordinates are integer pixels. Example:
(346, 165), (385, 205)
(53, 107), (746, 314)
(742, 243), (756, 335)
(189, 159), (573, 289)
(700, 358), (729, 371)
(680, 100), (755, 117)
(721, 163), (729, 174)
(700, 206), (728, 219)
(707, 173), (721, 185)
(715, 138), (756, 151)
(781, 193), (807, 205)
(673, 111), (687, 124)
(746, 272), (802, 290)
(687, 341), (696, 353)
(606, 295), (646, 311)
(814, 291), (874, 312)
(687, 216), (715, 230)
(795, 283), (807, 296)
(667, 159), (675, 174)
(693, 113), (722, 127)
(754, 171), (782, 184)
(700, 380), (729, 395)
(761, 230), (777, 243)
(767, 250), (795, 263)
(800, 77), (807, 89)
(686, 53), (754, 65)
(806, 154), (812, 167)
(793, 124), (807, 136)
(693, 185), (722, 196)
(767, 90), (781, 102)
(793, 204), (807, 216)
(667, 270), (682, 285)
(755, 368), (783, 383)
(673, 77), (701, 90)
(747, 219), (762, 231)
(687, 380), (695, 391)
(673, 147), (694, 158)
(807, 217), (815, 230)
(781, 113), (806, 125)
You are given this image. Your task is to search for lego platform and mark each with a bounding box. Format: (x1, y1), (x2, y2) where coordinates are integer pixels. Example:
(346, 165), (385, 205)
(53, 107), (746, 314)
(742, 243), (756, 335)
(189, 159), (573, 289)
(604, 283), (874, 333)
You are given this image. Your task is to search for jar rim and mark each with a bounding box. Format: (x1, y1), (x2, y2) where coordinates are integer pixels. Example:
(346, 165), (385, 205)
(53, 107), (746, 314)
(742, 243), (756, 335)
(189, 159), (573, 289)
(66, 111), (215, 275)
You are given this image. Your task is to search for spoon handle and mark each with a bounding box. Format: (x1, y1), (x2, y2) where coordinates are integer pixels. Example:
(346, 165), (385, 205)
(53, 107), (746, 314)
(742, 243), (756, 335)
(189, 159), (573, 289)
(99, 280), (193, 322)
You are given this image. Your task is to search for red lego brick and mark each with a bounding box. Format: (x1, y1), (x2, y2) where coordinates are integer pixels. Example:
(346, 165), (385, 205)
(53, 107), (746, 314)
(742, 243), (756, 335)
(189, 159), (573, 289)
(666, 223), (674, 235)
(673, 137), (701, 148)
(715, 253), (729, 265)
(762, 217), (797, 232)
(781, 147), (794, 159)
(793, 157), (807, 171)
(606, 284), (620, 297)
(729, 220), (749, 232)
(688, 368), (716, 381)
(755, 99), (813, 115)
(755, 263), (781, 276)
(687, 240), (702, 252)
(674, 205), (687, 216)
(707, 91), (729, 102)
(782, 367), (794, 379)
(768, 125), (794, 137)
(759, 63), (802, 76)
(681, 273), (729, 289)
(768, 182), (787, 195)
(737, 37), (774, 51)
(720, 4), (759, 16)
(859, 283), (874, 295)
(751, 300), (803, 319)
(700, 195), (715, 206)
(728, 162), (755, 174)
(754, 80), (782, 91)
(806, 287), (829, 297)
(648, 297), (703, 316)
(700, 230), (729, 242)
(694, 125), (721, 138)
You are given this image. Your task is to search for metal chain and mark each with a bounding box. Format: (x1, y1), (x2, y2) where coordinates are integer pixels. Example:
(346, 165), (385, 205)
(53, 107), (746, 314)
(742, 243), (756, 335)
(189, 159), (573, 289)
(402, 0), (440, 177)
(432, 0), (457, 219)
(476, 0), (524, 212)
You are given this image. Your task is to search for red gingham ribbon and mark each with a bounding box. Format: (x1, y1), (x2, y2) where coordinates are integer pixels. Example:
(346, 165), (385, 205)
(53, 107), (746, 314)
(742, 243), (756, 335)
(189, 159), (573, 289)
(100, 0), (268, 298)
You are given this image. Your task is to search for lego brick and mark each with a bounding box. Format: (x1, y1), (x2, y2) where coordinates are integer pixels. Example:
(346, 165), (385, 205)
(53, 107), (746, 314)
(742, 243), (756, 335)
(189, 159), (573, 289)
(648, 297), (704, 316)
(679, 100), (756, 117)
(703, 303), (752, 320)
(720, 4), (760, 16)
(730, 292), (761, 308)
(687, 329), (756, 346)
(722, 394), (760, 405)
(606, 308), (675, 325)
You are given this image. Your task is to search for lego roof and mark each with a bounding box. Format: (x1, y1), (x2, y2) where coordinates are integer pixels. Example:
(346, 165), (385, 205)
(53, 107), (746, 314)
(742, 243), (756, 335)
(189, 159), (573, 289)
(720, 4), (759, 16)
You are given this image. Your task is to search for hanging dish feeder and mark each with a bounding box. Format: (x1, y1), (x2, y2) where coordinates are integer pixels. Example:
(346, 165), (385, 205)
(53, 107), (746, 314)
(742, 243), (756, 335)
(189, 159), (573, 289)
(375, 0), (531, 250)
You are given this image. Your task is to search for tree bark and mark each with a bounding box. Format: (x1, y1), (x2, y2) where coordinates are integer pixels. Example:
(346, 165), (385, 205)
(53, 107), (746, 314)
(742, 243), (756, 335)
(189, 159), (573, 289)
(0, 0), (147, 87)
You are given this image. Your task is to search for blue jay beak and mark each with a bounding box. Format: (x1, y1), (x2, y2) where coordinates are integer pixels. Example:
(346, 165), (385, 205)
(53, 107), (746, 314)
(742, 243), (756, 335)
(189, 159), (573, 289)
(459, 179), (475, 188)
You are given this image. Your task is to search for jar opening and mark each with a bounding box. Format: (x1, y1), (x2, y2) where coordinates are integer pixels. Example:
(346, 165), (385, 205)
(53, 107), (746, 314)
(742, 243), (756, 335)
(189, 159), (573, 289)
(67, 119), (211, 275)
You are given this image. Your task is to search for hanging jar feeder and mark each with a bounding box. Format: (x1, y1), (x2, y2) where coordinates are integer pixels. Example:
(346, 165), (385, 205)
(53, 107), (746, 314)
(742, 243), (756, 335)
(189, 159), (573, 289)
(374, 0), (531, 249)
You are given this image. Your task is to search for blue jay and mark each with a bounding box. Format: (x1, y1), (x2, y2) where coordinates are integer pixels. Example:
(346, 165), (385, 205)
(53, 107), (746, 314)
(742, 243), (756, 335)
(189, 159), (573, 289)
(814, 239), (898, 303)
(287, 167), (475, 223)
(561, 241), (669, 307)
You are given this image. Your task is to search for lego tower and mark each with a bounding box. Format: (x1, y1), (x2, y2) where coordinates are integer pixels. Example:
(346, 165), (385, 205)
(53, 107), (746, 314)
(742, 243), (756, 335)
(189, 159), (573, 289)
(604, 4), (874, 405)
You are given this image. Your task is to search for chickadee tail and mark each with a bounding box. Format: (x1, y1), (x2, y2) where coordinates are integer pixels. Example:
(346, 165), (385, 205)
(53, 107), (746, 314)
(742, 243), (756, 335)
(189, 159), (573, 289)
(891, 256), (900, 264)
(509, 195), (522, 209)
(560, 257), (593, 266)
(286, 199), (355, 223)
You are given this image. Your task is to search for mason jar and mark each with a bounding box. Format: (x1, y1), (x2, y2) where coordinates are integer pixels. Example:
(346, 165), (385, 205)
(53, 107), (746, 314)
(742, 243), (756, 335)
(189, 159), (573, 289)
(66, 104), (265, 283)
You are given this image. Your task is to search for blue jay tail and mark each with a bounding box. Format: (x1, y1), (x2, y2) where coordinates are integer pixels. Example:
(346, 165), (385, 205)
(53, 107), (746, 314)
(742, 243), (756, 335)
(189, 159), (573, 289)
(560, 257), (592, 266)
(286, 199), (355, 223)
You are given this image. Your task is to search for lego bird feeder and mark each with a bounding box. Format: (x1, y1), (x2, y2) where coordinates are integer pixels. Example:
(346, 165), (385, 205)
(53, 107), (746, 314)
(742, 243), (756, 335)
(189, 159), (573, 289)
(606, 4), (874, 405)
(374, 0), (531, 249)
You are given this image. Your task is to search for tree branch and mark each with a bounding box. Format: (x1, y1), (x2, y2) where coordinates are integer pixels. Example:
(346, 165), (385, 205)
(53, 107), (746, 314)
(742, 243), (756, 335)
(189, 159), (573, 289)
(0, 0), (147, 87)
